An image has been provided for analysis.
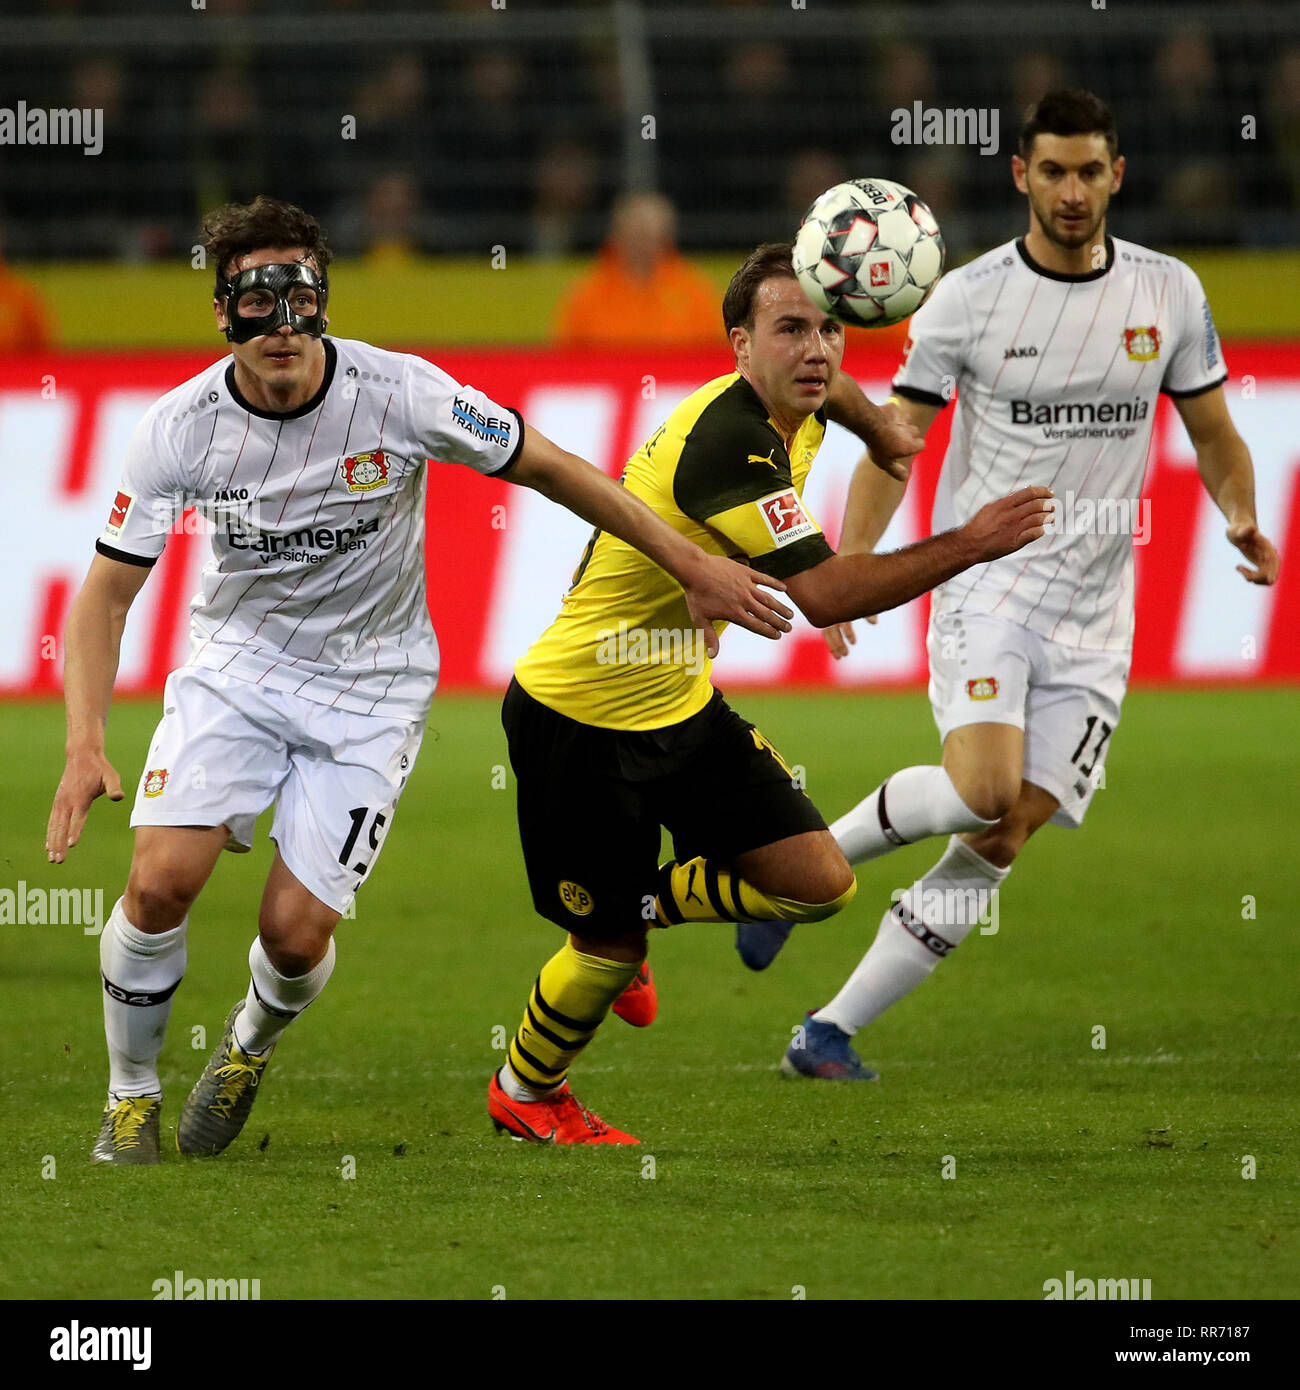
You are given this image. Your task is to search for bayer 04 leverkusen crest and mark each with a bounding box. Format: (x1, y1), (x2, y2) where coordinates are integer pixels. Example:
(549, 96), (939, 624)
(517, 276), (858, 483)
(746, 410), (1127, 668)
(1122, 326), (1161, 362)
(340, 450), (389, 492)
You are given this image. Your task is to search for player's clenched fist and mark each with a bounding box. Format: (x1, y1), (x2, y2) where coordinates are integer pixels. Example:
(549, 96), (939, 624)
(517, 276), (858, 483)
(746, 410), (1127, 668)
(865, 401), (924, 482)
(46, 751), (123, 863)
(961, 485), (1055, 562)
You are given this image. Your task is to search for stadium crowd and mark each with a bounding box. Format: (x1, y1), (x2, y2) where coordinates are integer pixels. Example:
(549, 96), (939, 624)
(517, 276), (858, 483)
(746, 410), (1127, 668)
(1, 1), (1298, 261)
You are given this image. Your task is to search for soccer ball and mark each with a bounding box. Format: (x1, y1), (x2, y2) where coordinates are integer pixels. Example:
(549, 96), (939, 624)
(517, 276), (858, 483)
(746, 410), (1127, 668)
(793, 178), (945, 328)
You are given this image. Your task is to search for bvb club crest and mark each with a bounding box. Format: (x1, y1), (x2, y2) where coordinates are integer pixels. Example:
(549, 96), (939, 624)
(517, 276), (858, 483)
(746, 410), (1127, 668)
(143, 769), (168, 798)
(1122, 326), (1161, 362)
(340, 450), (389, 492)
(558, 880), (594, 916)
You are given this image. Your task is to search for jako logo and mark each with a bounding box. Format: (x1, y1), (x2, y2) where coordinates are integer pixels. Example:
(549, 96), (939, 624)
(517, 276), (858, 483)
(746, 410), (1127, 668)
(152, 1269), (262, 1300)
(50, 1322), (151, 1370)
(1043, 1270), (1152, 1300)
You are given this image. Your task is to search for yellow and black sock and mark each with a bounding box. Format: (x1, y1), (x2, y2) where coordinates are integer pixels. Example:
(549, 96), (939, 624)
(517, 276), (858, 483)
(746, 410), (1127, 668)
(653, 855), (856, 927)
(504, 941), (640, 1095)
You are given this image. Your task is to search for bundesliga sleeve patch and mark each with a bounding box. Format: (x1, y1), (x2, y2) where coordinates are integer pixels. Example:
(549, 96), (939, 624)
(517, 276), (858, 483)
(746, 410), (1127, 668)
(104, 489), (133, 538)
(757, 489), (817, 548)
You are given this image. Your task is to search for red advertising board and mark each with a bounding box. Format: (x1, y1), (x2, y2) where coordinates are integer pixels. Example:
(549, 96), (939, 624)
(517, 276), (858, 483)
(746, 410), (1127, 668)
(4, 346), (1297, 696)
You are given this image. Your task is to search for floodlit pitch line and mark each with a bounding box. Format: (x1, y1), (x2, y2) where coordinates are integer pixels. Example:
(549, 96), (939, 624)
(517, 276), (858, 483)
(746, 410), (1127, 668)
(259, 1052), (1295, 1088)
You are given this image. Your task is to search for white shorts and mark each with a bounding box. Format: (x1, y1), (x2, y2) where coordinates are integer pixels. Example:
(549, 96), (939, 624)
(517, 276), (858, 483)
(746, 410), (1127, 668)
(131, 666), (424, 914)
(927, 611), (1130, 828)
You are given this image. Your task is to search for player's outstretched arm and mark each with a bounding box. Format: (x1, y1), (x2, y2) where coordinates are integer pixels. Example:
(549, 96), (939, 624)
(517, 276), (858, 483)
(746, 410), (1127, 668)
(46, 553), (151, 864)
(825, 396), (940, 658)
(507, 426), (794, 655)
(1175, 387), (1280, 585)
(823, 374), (926, 481)
(784, 486), (1053, 630)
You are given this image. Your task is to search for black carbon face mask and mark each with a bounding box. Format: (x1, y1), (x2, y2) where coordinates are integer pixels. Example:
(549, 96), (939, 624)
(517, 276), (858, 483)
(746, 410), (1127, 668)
(219, 262), (329, 343)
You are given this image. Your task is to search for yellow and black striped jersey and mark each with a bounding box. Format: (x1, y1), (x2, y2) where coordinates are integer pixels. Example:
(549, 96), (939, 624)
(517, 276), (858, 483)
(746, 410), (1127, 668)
(514, 371), (834, 730)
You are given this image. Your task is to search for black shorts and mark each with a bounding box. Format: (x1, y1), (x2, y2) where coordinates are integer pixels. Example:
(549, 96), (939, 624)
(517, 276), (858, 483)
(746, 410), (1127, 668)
(502, 677), (826, 939)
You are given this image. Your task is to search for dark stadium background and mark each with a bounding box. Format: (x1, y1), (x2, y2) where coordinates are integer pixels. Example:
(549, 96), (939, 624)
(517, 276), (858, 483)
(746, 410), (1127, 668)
(1, 0), (1296, 1323)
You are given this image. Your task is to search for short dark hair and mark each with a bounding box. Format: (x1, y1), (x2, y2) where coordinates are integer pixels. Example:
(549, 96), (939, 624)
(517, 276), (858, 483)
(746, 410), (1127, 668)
(202, 196), (333, 296)
(723, 242), (796, 333)
(1019, 89), (1118, 162)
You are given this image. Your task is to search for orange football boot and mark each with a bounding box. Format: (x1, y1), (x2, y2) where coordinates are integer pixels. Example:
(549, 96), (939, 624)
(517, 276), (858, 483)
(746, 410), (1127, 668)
(488, 1071), (640, 1145)
(611, 960), (657, 1027)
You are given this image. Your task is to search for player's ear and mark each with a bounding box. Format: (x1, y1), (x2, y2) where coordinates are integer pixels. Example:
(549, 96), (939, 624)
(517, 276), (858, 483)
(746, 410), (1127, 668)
(1011, 154), (1028, 193)
(729, 324), (750, 363)
(1110, 154), (1125, 192)
(214, 296), (228, 333)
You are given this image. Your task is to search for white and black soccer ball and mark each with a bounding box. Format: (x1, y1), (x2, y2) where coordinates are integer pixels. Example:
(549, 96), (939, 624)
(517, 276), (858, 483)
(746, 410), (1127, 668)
(793, 178), (945, 328)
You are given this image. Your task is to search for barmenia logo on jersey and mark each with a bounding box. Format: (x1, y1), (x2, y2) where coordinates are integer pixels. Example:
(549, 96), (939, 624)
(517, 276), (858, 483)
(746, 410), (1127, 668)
(1122, 326), (1161, 361)
(226, 515), (380, 563)
(1010, 397), (1150, 426)
(757, 490), (817, 547)
(340, 450), (389, 491)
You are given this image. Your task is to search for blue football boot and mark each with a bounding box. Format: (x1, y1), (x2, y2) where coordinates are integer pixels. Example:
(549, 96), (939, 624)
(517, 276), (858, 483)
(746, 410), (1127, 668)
(780, 1010), (879, 1081)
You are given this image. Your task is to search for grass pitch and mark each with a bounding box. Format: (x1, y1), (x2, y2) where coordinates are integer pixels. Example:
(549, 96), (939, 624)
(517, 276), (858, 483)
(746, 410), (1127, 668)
(3, 690), (1297, 1301)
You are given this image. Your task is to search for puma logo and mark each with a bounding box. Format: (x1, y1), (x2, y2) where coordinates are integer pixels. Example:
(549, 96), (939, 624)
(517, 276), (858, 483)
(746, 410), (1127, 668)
(748, 450), (779, 469)
(684, 864), (703, 905)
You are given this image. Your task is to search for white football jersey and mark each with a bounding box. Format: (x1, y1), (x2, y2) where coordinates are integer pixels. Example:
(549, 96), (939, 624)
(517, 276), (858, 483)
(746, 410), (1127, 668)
(97, 336), (522, 719)
(894, 236), (1226, 651)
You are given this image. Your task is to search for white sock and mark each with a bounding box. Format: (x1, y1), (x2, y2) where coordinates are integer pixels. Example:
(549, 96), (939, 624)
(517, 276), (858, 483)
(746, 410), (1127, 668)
(233, 937), (336, 1055)
(99, 898), (186, 1098)
(499, 1065), (555, 1103)
(815, 836), (1010, 1035)
(831, 766), (996, 864)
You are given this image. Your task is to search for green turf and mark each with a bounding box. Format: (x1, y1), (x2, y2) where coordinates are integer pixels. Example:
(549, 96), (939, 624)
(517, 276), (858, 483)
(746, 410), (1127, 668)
(3, 690), (1297, 1300)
